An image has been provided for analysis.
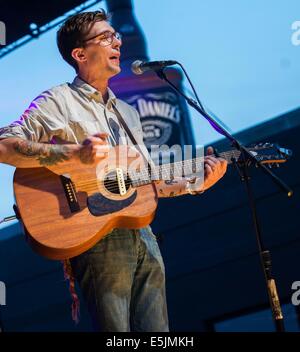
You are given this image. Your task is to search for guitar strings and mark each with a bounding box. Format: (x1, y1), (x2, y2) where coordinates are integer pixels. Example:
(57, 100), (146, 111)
(75, 150), (238, 187)
(75, 155), (201, 188)
(77, 145), (269, 190)
(72, 147), (274, 193)
(74, 150), (241, 193)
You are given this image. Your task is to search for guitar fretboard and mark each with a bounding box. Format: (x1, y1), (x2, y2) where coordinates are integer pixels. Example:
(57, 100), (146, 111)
(129, 149), (242, 187)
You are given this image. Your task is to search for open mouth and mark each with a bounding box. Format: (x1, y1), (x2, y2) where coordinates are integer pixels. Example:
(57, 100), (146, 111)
(109, 55), (120, 63)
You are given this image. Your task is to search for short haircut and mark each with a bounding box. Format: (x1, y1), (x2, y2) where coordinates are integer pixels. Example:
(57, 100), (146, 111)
(57, 10), (108, 71)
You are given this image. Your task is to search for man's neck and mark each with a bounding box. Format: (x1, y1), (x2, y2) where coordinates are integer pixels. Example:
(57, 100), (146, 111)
(78, 72), (109, 103)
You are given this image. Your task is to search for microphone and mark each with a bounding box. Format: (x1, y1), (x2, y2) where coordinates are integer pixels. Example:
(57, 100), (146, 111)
(131, 60), (178, 75)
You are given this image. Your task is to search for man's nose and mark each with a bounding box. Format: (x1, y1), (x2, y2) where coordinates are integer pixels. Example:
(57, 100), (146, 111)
(112, 35), (122, 48)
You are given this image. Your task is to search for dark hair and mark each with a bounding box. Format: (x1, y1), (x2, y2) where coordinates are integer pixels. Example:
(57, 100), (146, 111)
(56, 10), (108, 71)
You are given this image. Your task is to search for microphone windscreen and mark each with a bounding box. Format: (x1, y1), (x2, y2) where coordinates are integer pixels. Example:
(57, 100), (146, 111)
(131, 60), (144, 75)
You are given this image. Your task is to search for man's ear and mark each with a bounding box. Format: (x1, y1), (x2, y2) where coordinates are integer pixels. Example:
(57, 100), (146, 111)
(71, 48), (87, 65)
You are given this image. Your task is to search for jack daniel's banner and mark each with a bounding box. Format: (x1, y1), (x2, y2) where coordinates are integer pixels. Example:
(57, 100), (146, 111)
(123, 89), (182, 149)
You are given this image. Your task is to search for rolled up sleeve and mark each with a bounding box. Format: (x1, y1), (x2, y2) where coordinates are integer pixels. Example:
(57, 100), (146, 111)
(0, 88), (67, 143)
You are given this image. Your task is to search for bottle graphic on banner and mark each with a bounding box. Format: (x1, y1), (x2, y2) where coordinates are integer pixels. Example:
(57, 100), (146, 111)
(107, 0), (196, 162)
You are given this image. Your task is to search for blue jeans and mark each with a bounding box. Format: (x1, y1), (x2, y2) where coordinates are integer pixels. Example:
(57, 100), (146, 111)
(70, 227), (169, 332)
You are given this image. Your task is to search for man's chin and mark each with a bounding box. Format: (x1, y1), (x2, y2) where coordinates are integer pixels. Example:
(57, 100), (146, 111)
(108, 66), (121, 77)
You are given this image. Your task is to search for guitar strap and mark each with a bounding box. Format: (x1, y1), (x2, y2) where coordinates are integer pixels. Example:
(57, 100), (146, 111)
(111, 102), (155, 172)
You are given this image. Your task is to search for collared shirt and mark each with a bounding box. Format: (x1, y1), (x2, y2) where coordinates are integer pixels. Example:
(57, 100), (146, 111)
(0, 76), (154, 236)
(0, 76), (144, 147)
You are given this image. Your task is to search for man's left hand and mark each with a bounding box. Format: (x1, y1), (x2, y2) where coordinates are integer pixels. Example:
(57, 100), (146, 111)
(201, 146), (227, 191)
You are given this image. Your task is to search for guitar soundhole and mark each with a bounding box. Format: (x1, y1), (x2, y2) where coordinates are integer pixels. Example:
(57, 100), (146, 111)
(104, 171), (132, 195)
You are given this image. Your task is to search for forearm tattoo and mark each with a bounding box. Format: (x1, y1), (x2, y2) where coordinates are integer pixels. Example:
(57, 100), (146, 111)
(158, 179), (184, 198)
(13, 140), (71, 166)
(164, 179), (178, 186)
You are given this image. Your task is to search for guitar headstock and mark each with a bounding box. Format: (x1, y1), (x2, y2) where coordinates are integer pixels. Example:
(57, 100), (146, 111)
(247, 142), (292, 167)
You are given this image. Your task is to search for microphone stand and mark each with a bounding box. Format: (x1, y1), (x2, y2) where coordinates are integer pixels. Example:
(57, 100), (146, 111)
(155, 68), (293, 332)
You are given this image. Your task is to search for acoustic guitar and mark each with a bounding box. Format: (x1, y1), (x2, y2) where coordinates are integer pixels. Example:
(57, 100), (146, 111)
(13, 143), (291, 260)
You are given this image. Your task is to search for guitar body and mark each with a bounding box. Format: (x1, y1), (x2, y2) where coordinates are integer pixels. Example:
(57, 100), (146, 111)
(13, 146), (158, 260)
(12, 142), (291, 260)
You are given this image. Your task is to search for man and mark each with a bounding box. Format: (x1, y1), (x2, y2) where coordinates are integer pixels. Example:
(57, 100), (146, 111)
(0, 10), (227, 331)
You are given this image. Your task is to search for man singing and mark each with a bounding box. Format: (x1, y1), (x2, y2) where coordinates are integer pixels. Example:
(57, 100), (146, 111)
(0, 10), (227, 331)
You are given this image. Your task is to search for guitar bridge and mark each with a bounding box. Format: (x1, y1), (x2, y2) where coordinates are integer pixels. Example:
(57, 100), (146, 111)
(60, 174), (80, 213)
(116, 168), (127, 196)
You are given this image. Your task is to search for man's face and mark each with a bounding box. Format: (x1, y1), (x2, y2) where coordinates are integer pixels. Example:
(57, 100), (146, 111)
(79, 20), (122, 79)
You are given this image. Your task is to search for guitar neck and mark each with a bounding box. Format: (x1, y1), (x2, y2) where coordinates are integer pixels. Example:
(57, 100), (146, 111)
(217, 150), (242, 164)
(129, 149), (242, 187)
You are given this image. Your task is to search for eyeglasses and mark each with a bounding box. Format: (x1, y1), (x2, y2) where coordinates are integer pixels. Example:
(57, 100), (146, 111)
(83, 31), (122, 47)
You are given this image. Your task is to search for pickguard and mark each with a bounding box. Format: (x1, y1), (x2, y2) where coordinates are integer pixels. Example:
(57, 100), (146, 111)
(87, 191), (137, 216)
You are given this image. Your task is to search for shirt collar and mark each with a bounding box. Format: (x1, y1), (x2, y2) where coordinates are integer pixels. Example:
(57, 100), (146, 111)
(71, 76), (117, 105)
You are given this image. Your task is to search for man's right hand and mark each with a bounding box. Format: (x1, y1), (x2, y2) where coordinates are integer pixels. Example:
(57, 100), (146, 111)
(76, 132), (110, 164)
(0, 133), (110, 169)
